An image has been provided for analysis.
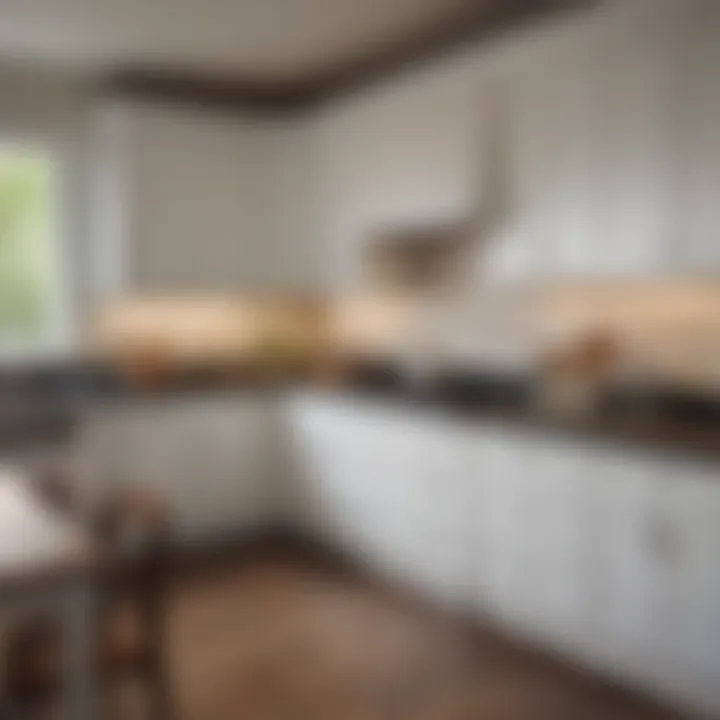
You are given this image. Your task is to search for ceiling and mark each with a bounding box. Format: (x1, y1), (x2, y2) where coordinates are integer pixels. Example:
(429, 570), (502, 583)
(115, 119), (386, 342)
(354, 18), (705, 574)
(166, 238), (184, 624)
(0, 0), (498, 78)
(0, 0), (591, 110)
(0, 0), (584, 80)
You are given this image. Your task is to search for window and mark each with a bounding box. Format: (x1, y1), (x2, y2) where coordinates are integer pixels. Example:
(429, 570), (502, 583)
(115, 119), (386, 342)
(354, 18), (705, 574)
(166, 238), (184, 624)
(0, 144), (65, 354)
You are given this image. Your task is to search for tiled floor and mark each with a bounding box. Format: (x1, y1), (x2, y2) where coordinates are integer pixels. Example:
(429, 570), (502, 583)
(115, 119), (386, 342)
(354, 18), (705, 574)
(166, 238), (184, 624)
(167, 552), (685, 720)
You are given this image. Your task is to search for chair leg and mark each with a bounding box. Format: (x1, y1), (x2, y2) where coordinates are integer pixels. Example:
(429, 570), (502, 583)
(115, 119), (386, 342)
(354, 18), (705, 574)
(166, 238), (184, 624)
(148, 654), (175, 720)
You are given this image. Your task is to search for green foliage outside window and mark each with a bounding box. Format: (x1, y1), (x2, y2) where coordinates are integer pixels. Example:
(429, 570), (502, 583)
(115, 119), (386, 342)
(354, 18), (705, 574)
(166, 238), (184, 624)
(0, 150), (55, 339)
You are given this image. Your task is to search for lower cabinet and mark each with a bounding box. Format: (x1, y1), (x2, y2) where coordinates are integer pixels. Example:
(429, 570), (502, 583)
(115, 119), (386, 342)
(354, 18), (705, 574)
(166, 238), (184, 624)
(468, 427), (612, 667)
(75, 391), (720, 718)
(649, 460), (720, 717)
(581, 449), (664, 687)
(290, 394), (720, 719)
(288, 394), (471, 610)
(73, 395), (278, 543)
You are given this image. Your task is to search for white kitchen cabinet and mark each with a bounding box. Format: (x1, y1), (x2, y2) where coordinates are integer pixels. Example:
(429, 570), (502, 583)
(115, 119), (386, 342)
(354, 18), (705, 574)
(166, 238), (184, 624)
(511, 435), (595, 651)
(94, 101), (322, 294)
(467, 425), (595, 652)
(466, 423), (533, 623)
(494, 27), (676, 282)
(500, 56), (596, 281)
(580, 447), (663, 685)
(288, 394), (471, 609)
(74, 396), (277, 542)
(95, 103), (262, 293)
(292, 394), (720, 717)
(564, 437), (719, 720)
(649, 459), (720, 718)
(387, 415), (471, 610)
(570, 444), (720, 719)
(669, 4), (720, 273)
(588, 29), (674, 277)
(286, 394), (371, 546)
(466, 421), (720, 718)
(77, 391), (720, 717)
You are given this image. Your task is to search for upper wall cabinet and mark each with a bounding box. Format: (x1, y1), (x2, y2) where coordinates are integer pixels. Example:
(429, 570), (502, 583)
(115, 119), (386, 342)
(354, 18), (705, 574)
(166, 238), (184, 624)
(93, 101), (304, 295)
(319, 6), (703, 288)
(669, 3), (720, 273)
(488, 23), (679, 282)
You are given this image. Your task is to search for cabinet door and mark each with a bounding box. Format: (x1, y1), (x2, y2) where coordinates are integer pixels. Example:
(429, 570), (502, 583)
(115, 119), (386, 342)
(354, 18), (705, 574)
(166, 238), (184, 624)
(513, 436), (594, 652)
(290, 396), (471, 608)
(77, 403), (206, 538)
(176, 399), (274, 538)
(670, 4), (720, 272)
(288, 395), (375, 546)
(467, 423), (591, 637)
(651, 460), (720, 717)
(76, 399), (274, 542)
(580, 448), (662, 685)
(500, 54), (597, 280)
(468, 423), (530, 622)
(499, 27), (674, 281)
(385, 415), (471, 610)
(590, 32), (673, 276)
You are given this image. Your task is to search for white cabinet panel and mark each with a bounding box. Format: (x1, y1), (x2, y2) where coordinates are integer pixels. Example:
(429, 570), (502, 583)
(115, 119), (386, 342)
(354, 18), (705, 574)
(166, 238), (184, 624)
(569, 443), (720, 719)
(468, 426), (594, 652)
(291, 395), (720, 717)
(290, 395), (471, 609)
(650, 460), (720, 717)
(515, 437), (593, 650)
(467, 424), (532, 621)
(501, 32), (674, 281)
(287, 395), (372, 544)
(176, 399), (275, 535)
(590, 33), (673, 276)
(501, 51), (604, 280)
(96, 102), (320, 294)
(670, 5), (720, 273)
(75, 397), (275, 542)
(391, 417), (471, 609)
(582, 448), (662, 684)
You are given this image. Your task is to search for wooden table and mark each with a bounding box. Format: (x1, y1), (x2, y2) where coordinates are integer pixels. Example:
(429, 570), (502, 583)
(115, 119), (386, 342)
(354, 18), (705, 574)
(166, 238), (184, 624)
(0, 470), (98, 719)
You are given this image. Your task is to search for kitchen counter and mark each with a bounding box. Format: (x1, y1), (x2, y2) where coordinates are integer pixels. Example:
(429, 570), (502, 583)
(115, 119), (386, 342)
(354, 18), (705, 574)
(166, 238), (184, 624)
(63, 364), (720, 718)
(3, 359), (720, 465)
(287, 388), (720, 719)
(315, 374), (720, 466)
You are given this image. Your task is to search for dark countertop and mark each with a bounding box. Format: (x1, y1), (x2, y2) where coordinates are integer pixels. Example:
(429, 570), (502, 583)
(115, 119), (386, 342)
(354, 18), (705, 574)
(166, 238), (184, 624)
(446, 400), (720, 465)
(1, 360), (720, 465)
(316, 371), (720, 466)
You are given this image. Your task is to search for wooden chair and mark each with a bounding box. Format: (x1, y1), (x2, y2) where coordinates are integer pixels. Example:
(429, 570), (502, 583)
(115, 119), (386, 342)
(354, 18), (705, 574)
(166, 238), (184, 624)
(3, 482), (175, 719)
(95, 488), (175, 719)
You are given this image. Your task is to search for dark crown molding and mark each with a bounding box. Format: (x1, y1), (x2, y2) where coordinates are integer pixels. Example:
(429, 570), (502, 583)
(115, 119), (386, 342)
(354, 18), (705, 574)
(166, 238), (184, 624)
(99, 0), (596, 116)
